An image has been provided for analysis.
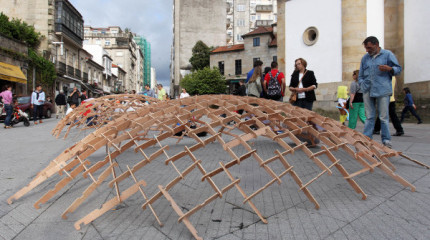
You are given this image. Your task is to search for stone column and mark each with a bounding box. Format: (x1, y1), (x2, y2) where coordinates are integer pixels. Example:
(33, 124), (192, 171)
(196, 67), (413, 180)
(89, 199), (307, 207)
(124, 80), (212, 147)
(276, 0), (286, 73)
(342, 0), (367, 83)
(385, 0), (404, 92)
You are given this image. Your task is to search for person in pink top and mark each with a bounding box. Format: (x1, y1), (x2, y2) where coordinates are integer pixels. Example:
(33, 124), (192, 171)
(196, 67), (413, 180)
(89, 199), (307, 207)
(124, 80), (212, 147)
(0, 85), (13, 129)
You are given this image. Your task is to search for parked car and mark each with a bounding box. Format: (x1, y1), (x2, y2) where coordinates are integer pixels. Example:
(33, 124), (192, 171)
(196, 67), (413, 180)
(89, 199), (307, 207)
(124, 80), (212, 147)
(0, 95), (53, 121)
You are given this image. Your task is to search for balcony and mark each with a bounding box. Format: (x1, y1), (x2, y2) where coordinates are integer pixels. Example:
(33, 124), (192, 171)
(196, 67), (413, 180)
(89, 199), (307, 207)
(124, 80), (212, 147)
(75, 69), (81, 79)
(67, 65), (74, 76)
(57, 62), (66, 75)
(256, 5), (273, 12)
(256, 20), (273, 27)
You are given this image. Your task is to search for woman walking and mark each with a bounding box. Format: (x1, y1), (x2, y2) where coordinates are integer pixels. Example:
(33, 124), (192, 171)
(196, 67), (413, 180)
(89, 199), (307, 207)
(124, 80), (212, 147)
(348, 70), (366, 129)
(0, 85), (13, 129)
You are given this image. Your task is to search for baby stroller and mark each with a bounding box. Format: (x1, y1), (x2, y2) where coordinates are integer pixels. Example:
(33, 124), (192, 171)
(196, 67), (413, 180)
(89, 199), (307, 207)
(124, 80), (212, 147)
(11, 106), (30, 127)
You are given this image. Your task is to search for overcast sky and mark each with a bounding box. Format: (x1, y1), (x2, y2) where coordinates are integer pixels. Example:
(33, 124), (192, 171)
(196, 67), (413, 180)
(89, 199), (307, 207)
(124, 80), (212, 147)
(70, 0), (173, 88)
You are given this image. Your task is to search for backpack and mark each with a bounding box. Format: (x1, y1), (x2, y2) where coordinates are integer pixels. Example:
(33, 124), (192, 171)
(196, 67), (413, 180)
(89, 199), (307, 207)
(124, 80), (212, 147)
(267, 72), (282, 100)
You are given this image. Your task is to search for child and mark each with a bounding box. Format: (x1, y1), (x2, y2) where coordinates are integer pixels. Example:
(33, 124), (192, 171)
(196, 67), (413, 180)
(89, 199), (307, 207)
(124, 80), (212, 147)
(336, 85), (349, 125)
(400, 87), (422, 124)
(66, 103), (76, 116)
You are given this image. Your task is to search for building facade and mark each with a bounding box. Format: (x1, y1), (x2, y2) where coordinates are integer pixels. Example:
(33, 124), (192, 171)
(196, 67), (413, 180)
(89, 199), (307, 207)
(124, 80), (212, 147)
(0, 34), (29, 95)
(112, 64), (126, 93)
(84, 26), (140, 93)
(1, 0), (98, 97)
(83, 44), (114, 94)
(170, 0), (227, 98)
(226, 0), (277, 45)
(210, 26), (277, 93)
(86, 58), (104, 97)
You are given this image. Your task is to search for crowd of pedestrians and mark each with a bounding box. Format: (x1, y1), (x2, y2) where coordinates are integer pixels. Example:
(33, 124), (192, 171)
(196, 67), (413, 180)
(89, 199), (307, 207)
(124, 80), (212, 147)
(1, 36), (425, 144)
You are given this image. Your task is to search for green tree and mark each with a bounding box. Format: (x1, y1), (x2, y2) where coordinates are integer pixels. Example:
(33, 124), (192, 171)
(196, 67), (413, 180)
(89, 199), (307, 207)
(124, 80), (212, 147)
(0, 12), (41, 48)
(189, 40), (212, 71)
(180, 67), (227, 95)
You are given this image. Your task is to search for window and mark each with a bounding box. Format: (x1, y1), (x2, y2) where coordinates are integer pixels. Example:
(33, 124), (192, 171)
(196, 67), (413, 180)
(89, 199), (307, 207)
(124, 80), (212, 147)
(218, 61), (225, 75)
(65, 49), (68, 65)
(253, 37), (260, 47)
(251, 15), (256, 21)
(237, 19), (245, 27)
(273, 56), (277, 62)
(105, 40), (110, 46)
(303, 26), (319, 46)
(237, 4), (245, 11)
(235, 59), (242, 75)
(236, 34), (243, 41)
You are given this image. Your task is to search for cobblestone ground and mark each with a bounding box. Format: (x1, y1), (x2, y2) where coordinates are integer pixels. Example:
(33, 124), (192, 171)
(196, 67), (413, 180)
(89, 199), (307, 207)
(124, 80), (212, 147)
(1, 118), (429, 240)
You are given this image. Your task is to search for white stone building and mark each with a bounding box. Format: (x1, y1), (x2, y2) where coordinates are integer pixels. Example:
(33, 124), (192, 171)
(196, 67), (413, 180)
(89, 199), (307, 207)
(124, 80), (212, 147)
(84, 26), (141, 93)
(83, 44), (113, 94)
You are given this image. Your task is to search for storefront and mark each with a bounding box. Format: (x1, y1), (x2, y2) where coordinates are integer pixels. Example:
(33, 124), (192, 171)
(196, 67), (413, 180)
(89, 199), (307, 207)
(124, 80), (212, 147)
(0, 61), (27, 95)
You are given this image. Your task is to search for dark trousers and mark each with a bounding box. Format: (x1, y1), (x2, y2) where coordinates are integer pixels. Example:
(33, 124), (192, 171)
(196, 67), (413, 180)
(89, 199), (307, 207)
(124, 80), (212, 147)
(33, 105), (43, 122)
(293, 99), (313, 111)
(400, 105), (422, 123)
(375, 101), (403, 133)
(4, 104), (13, 126)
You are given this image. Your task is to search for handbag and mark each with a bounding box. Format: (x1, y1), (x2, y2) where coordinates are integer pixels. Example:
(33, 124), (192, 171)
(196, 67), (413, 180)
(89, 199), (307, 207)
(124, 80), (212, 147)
(290, 70), (307, 104)
(289, 91), (297, 103)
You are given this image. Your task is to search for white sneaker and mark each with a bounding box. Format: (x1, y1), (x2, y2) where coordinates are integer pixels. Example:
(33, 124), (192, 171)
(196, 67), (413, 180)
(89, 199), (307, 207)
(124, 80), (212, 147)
(383, 141), (392, 149)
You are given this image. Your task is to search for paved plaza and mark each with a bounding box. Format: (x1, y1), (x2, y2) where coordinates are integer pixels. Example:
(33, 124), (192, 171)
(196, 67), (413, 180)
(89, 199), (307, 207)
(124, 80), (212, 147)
(1, 118), (430, 240)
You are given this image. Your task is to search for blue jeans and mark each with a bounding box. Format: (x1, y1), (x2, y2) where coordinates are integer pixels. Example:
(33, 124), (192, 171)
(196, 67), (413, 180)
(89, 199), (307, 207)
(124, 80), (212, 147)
(363, 92), (391, 143)
(4, 104), (13, 126)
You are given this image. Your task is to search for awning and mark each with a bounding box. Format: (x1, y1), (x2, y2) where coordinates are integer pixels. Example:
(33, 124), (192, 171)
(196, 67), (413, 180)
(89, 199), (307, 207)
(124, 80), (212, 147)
(81, 82), (98, 94)
(0, 62), (27, 84)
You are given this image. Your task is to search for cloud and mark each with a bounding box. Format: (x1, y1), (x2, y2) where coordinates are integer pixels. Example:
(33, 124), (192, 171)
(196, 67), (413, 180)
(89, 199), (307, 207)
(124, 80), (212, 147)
(69, 0), (172, 86)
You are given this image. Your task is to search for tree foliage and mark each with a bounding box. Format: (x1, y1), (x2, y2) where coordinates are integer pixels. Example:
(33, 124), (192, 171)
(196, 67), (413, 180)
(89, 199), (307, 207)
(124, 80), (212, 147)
(0, 12), (55, 89)
(180, 67), (227, 95)
(189, 40), (212, 71)
(0, 12), (41, 48)
(29, 49), (56, 86)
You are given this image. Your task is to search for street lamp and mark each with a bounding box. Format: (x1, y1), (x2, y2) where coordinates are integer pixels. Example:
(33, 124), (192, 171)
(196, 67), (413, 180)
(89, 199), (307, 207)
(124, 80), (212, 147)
(52, 41), (64, 97)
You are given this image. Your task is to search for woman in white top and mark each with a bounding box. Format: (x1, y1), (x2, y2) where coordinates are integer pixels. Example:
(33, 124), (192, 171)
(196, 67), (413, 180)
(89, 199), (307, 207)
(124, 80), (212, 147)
(180, 88), (190, 98)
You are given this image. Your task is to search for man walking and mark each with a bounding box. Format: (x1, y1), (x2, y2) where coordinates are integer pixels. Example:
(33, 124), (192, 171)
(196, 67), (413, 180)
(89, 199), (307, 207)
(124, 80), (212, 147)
(55, 91), (67, 119)
(140, 84), (156, 98)
(358, 36), (402, 148)
(157, 84), (167, 101)
(31, 85), (45, 124)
